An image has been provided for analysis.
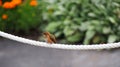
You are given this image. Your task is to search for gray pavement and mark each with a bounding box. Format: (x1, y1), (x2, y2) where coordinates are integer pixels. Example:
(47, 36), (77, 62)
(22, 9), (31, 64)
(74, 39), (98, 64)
(0, 38), (120, 67)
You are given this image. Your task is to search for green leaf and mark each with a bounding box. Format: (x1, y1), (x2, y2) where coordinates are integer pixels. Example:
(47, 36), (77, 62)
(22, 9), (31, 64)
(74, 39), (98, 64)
(45, 22), (61, 32)
(63, 26), (74, 36)
(108, 17), (116, 24)
(55, 31), (62, 37)
(67, 32), (82, 43)
(79, 22), (90, 31)
(88, 12), (96, 17)
(103, 27), (111, 34)
(84, 30), (95, 44)
(53, 11), (64, 16)
(63, 19), (71, 25)
(92, 35), (101, 44)
(108, 35), (117, 43)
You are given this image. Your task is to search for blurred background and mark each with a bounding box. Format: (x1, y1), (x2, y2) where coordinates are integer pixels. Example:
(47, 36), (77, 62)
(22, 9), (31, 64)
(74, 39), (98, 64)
(0, 0), (120, 67)
(0, 0), (120, 44)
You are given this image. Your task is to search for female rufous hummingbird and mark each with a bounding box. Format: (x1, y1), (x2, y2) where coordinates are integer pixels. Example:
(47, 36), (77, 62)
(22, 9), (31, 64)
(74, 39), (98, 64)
(43, 32), (56, 44)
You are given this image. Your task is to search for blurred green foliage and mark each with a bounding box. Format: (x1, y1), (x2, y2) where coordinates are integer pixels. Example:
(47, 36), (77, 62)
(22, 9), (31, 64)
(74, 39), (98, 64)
(40, 0), (120, 44)
(0, 0), (120, 44)
(0, 0), (41, 33)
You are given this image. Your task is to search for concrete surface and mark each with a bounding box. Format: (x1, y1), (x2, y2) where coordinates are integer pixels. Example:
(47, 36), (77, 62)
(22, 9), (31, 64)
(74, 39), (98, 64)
(0, 38), (120, 67)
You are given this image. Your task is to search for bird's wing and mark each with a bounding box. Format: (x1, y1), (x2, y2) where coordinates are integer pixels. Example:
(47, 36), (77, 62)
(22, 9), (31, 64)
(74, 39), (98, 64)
(50, 34), (56, 43)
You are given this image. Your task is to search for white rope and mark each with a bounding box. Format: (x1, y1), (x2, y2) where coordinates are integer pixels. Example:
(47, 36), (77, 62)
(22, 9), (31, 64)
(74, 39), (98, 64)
(0, 31), (120, 50)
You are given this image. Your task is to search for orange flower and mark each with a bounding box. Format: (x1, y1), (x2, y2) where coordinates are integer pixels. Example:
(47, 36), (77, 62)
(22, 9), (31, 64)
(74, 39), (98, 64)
(2, 14), (8, 20)
(30, 0), (37, 6)
(0, 0), (2, 6)
(3, 2), (16, 9)
(12, 0), (22, 5)
(2, 0), (22, 9)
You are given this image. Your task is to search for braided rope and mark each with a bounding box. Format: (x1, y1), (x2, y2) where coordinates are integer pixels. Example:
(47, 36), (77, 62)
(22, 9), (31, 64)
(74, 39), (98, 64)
(0, 31), (120, 50)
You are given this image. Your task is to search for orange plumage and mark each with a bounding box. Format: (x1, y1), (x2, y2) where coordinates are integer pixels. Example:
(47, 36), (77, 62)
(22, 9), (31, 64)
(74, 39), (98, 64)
(43, 32), (56, 44)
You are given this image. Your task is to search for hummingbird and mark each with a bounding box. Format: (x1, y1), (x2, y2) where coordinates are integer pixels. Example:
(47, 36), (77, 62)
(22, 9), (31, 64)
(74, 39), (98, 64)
(43, 32), (56, 44)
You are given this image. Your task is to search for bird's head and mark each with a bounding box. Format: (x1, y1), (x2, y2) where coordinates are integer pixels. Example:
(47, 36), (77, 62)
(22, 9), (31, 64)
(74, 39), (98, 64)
(43, 32), (51, 36)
